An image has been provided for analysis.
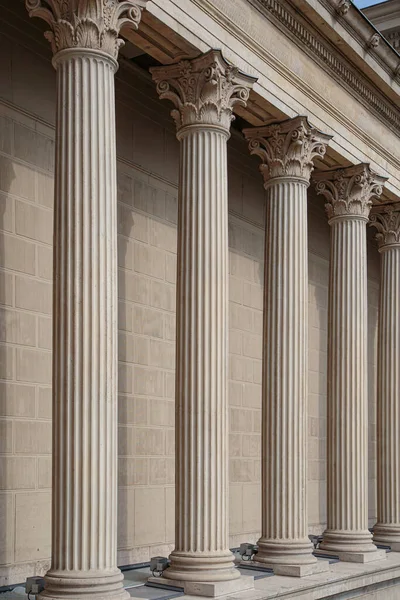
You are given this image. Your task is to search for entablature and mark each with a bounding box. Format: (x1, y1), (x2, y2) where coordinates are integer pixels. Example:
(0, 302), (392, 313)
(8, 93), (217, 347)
(2, 0), (399, 203)
(133, 0), (400, 202)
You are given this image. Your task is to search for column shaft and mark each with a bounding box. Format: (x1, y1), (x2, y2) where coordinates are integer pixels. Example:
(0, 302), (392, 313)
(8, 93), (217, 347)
(151, 50), (255, 593)
(320, 217), (374, 553)
(244, 116), (332, 576)
(41, 50), (127, 600)
(374, 245), (400, 545)
(314, 164), (387, 563)
(166, 127), (236, 581)
(25, 2), (146, 598)
(258, 179), (314, 565)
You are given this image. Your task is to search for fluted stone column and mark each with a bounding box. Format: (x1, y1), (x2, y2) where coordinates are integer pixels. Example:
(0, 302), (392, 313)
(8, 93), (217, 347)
(151, 52), (256, 596)
(370, 206), (400, 549)
(315, 164), (387, 563)
(26, 2), (146, 599)
(243, 118), (332, 577)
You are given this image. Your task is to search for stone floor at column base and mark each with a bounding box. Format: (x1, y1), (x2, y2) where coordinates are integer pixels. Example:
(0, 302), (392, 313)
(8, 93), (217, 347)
(388, 543), (400, 552)
(147, 575), (254, 597)
(247, 560), (330, 577)
(5, 555), (400, 600)
(134, 553), (400, 599)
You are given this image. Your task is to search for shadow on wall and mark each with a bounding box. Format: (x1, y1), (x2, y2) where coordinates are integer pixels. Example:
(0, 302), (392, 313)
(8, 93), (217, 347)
(116, 202), (134, 553)
(115, 168), (178, 563)
(227, 218), (264, 540)
(0, 153), (16, 581)
(367, 269), (379, 526)
(306, 196), (330, 534)
(308, 274), (329, 535)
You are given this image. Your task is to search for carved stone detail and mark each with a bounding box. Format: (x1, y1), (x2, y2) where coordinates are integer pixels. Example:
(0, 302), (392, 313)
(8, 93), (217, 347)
(25, 0), (147, 59)
(368, 33), (381, 49)
(243, 116), (332, 183)
(254, 0), (400, 135)
(314, 164), (387, 220)
(337, 0), (351, 16)
(150, 50), (256, 133)
(370, 207), (400, 249)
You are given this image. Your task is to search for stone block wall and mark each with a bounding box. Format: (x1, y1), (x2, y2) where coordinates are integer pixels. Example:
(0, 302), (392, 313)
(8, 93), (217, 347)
(0, 101), (54, 585)
(0, 30), (380, 586)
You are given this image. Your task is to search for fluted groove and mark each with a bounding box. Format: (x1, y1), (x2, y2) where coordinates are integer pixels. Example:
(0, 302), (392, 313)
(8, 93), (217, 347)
(321, 216), (376, 554)
(257, 179), (315, 566)
(42, 52), (127, 599)
(374, 245), (400, 545)
(165, 127), (237, 582)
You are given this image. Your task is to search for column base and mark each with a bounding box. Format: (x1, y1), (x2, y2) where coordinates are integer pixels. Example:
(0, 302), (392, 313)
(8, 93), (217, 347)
(256, 538), (318, 577)
(37, 569), (130, 600)
(320, 529), (379, 556)
(373, 524), (400, 547)
(248, 559), (329, 577)
(148, 574), (254, 598)
(162, 550), (239, 582)
(315, 529), (386, 563)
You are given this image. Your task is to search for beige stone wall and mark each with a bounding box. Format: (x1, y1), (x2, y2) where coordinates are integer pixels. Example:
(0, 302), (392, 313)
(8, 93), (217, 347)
(0, 32), (380, 586)
(0, 103), (54, 586)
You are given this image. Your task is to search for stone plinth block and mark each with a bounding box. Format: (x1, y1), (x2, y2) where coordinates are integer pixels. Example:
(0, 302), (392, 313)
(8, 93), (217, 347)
(251, 559), (329, 577)
(148, 573), (254, 597)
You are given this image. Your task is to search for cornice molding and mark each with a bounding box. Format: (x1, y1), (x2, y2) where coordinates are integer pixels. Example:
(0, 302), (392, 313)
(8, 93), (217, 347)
(318, 0), (400, 73)
(252, 0), (400, 135)
(182, 0), (400, 185)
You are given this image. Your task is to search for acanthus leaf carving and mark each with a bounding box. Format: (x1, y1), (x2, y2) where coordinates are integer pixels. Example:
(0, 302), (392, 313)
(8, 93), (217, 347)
(370, 206), (400, 248)
(25, 0), (147, 59)
(243, 116), (332, 183)
(313, 163), (387, 220)
(150, 50), (256, 133)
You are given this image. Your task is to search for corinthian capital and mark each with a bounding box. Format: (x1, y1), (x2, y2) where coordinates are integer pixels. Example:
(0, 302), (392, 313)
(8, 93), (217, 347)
(150, 50), (256, 134)
(370, 204), (400, 249)
(243, 117), (332, 183)
(25, 0), (147, 60)
(314, 164), (387, 221)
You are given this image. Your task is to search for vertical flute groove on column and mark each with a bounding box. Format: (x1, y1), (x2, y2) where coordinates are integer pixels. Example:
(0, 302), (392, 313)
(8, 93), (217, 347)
(244, 117), (332, 575)
(44, 52), (129, 599)
(263, 180), (309, 545)
(315, 164), (387, 561)
(151, 51), (255, 586)
(25, 2), (147, 598)
(370, 209), (400, 547)
(327, 218), (369, 536)
(175, 128), (230, 560)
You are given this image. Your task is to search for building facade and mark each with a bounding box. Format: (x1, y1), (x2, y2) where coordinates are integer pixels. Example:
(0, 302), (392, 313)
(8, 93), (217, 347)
(0, 0), (399, 599)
